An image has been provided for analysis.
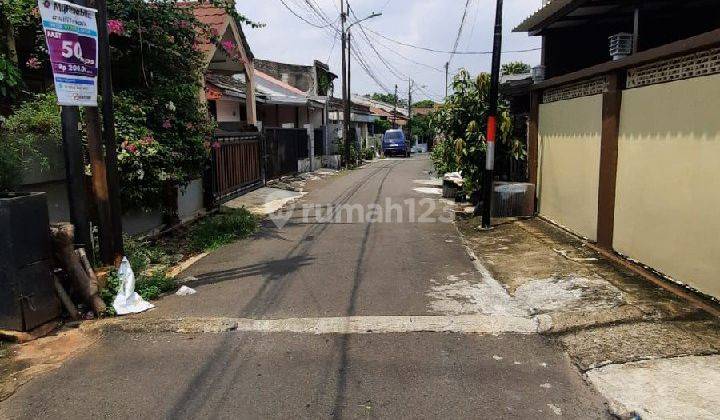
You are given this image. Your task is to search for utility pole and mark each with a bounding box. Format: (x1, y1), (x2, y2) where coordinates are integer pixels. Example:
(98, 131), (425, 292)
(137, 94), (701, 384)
(346, 30), (354, 164)
(340, 0), (349, 167)
(407, 79), (412, 144)
(445, 62), (449, 99)
(392, 84), (398, 129)
(481, 0), (504, 229)
(61, 0), (92, 257)
(96, 0), (124, 262)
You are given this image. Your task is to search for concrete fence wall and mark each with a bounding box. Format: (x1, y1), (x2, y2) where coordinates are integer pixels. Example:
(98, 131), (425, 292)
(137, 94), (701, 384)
(613, 74), (720, 298)
(534, 72), (720, 299)
(537, 95), (603, 241)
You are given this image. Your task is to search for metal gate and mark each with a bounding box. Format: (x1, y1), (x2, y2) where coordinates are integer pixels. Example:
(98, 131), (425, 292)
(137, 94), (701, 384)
(314, 127), (325, 156)
(264, 128), (309, 179)
(207, 132), (262, 204)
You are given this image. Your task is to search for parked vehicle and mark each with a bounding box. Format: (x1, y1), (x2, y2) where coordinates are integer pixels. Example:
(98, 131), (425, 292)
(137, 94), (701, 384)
(382, 129), (410, 157)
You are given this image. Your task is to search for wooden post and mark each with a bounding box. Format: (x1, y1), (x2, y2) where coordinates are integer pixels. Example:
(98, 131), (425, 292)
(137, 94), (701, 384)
(596, 73), (622, 249)
(60, 106), (92, 254)
(95, 0), (124, 262)
(85, 108), (113, 263)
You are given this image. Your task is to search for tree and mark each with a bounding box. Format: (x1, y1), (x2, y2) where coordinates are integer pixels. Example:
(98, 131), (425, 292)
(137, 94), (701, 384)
(429, 69), (520, 192)
(501, 61), (531, 76)
(373, 118), (391, 134)
(412, 99), (435, 109)
(365, 92), (407, 107)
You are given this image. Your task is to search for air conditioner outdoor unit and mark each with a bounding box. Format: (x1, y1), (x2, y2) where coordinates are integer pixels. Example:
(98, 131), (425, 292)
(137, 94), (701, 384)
(531, 65), (546, 82)
(609, 33), (633, 60)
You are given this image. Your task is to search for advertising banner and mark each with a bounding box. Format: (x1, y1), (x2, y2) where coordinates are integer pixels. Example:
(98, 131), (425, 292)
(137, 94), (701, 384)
(38, 0), (99, 106)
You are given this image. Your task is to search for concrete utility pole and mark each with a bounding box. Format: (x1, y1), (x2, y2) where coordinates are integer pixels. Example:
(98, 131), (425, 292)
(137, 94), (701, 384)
(407, 79), (412, 143)
(445, 62), (449, 99)
(340, 0), (350, 167)
(347, 30), (354, 163)
(392, 84), (398, 128)
(481, 0), (504, 229)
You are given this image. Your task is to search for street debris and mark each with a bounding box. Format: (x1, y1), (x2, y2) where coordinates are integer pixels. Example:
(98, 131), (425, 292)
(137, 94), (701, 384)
(175, 286), (197, 296)
(113, 258), (155, 315)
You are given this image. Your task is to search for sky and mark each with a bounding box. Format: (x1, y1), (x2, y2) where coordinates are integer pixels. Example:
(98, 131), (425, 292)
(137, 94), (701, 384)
(236, 0), (543, 102)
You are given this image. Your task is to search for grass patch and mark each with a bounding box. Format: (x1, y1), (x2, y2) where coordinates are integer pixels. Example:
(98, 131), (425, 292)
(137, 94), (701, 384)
(100, 208), (258, 313)
(187, 208), (258, 252)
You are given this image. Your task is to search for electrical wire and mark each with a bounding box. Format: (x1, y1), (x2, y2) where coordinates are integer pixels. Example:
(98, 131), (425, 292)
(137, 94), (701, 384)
(448, 0), (472, 65)
(363, 26), (541, 55)
(279, 0), (337, 29)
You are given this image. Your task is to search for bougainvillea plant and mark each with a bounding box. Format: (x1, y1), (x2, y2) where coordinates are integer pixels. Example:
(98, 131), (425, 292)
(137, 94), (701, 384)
(1, 0), (262, 211)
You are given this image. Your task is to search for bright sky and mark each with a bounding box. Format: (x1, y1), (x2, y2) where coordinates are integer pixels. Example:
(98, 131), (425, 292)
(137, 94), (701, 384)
(237, 0), (543, 102)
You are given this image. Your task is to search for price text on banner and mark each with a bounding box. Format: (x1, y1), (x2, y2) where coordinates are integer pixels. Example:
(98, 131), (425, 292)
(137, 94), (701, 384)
(38, 0), (99, 106)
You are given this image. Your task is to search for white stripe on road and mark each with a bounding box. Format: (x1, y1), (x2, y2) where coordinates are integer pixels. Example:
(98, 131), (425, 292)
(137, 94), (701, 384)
(95, 314), (546, 335)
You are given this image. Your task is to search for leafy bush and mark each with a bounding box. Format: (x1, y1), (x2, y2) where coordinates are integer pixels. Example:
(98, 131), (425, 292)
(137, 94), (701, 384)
(0, 93), (61, 190)
(361, 147), (375, 161)
(0, 54), (23, 99)
(429, 70), (517, 192)
(430, 137), (459, 176)
(188, 208), (258, 252)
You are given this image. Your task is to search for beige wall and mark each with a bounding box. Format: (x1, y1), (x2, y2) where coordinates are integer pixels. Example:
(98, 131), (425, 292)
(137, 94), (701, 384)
(614, 74), (720, 298)
(216, 100), (241, 122)
(537, 95), (603, 241)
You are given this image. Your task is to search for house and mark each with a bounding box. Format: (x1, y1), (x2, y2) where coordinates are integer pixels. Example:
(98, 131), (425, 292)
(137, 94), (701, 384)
(187, 1), (258, 129)
(515, 0), (720, 299)
(352, 95), (409, 133)
(327, 98), (376, 151)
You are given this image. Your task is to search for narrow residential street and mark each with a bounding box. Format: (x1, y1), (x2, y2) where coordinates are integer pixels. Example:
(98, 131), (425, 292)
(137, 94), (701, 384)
(0, 156), (612, 419)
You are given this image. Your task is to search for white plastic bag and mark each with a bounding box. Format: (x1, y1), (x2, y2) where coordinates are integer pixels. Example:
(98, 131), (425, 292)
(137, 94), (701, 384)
(113, 257), (155, 315)
(175, 285), (197, 296)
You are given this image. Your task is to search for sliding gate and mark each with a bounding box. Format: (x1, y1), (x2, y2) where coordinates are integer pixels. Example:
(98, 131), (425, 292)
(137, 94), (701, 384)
(206, 131), (263, 204)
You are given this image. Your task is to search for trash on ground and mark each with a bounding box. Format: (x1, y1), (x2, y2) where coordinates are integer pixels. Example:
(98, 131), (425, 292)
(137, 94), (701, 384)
(175, 286), (197, 296)
(112, 257), (155, 315)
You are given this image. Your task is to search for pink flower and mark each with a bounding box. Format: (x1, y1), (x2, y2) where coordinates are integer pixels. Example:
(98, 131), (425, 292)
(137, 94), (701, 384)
(210, 27), (219, 37)
(221, 40), (235, 52)
(186, 122), (194, 130)
(107, 19), (125, 36)
(25, 57), (42, 70)
(212, 141), (221, 150)
(162, 120), (172, 129)
(140, 135), (155, 145)
(125, 144), (138, 154)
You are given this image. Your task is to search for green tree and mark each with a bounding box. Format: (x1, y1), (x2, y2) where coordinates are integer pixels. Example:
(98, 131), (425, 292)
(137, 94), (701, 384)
(366, 92), (407, 108)
(374, 118), (391, 134)
(412, 99), (435, 108)
(501, 61), (531, 76)
(429, 69), (520, 192)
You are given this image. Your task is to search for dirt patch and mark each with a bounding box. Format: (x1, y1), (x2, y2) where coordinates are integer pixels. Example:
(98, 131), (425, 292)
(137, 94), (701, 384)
(559, 320), (720, 371)
(456, 217), (702, 318)
(0, 328), (99, 402)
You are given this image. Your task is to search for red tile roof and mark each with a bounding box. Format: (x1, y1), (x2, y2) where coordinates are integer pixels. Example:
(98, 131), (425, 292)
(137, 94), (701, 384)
(177, 2), (254, 61)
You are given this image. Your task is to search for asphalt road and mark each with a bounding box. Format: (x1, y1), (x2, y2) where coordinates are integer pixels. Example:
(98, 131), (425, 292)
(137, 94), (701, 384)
(0, 156), (609, 419)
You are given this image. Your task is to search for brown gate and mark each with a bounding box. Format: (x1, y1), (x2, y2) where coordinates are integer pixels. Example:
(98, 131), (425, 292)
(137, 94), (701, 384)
(207, 132), (263, 204)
